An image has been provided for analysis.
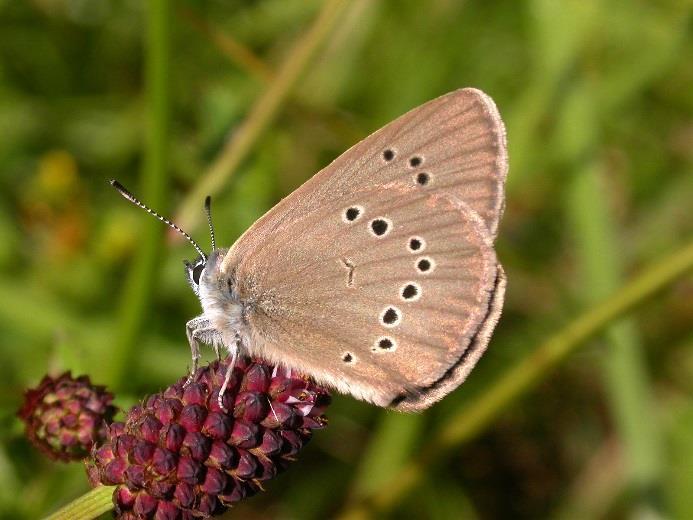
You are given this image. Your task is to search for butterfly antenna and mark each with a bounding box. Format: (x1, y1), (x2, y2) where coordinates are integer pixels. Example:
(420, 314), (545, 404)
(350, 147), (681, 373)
(204, 195), (216, 251)
(109, 179), (206, 260)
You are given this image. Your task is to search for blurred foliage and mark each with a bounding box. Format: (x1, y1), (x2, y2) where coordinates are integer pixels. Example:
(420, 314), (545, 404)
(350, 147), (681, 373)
(1, 0), (692, 518)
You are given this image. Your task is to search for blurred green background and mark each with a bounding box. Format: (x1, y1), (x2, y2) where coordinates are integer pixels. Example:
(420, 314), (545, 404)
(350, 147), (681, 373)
(1, 0), (692, 518)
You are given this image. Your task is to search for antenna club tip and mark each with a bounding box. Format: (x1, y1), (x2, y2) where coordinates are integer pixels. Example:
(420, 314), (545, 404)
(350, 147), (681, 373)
(109, 179), (126, 191)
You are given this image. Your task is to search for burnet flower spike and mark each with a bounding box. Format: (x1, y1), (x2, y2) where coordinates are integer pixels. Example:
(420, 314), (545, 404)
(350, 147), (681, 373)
(86, 356), (330, 519)
(18, 372), (117, 462)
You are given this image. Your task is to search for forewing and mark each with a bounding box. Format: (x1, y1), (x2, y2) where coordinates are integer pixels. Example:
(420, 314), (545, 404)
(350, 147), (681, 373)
(228, 184), (502, 409)
(226, 88), (507, 249)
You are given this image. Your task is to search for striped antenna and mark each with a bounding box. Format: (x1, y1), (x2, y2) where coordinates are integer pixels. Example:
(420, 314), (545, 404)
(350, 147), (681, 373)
(109, 179), (206, 260)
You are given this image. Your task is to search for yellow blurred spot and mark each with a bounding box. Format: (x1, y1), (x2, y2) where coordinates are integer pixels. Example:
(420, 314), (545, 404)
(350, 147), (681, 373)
(38, 149), (78, 195)
(22, 149), (88, 262)
(98, 211), (139, 262)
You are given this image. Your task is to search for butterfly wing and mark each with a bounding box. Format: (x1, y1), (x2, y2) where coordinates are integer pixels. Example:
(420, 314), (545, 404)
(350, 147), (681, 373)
(221, 88), (507, 409)
(226, 183), (503, 410)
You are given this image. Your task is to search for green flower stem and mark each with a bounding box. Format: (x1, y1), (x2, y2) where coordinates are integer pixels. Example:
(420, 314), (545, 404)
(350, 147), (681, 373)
(108, 0), (170, 387)
(338, 239), (693, 518)
(44, 485), (115, 520)
(175, 0), (348, 232)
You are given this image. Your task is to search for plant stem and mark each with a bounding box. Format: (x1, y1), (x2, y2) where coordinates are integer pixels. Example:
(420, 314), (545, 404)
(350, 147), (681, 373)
(44, 486), (115, 520)
(108, 0), (170, 387)
(175, 0), (348, 232)
(337, 239), (693, 518)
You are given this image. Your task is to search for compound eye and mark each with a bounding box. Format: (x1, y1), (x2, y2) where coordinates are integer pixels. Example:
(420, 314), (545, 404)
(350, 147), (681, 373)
(192, 263), (204, 285)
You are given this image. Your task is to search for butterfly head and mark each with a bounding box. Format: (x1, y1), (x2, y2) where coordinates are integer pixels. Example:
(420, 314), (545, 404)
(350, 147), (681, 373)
(184, 255), (206, 297)
(184, 245), (231, 297)
(184, 194), (222, 297)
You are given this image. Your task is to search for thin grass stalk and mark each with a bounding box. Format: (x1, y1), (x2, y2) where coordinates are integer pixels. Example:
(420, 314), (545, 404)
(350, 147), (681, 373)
(179, 6), (273, 83)
(176, 0), (348, 232)
(180, 5), (363, 151)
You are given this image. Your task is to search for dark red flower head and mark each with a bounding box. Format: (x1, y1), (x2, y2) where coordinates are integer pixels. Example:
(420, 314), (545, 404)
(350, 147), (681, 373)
(87, 356), (330, 519)
(18, 372), (117, 462)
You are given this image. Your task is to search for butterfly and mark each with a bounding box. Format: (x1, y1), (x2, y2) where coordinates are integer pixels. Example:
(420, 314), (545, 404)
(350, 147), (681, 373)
(112, 87), (507, 412)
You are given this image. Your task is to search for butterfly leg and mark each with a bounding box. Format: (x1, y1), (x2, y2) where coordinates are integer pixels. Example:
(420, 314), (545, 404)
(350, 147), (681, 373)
(185, 318), (204, 385)
(218, 332), (241, 411)
(185, 316), (223, 385)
